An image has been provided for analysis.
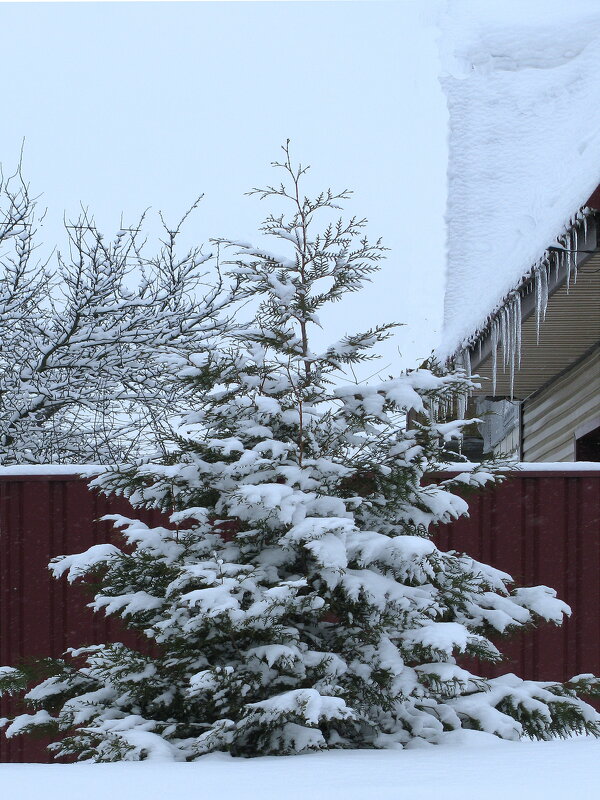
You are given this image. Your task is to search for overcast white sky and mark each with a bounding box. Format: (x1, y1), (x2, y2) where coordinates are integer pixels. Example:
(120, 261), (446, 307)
(0, 1), (447, 370)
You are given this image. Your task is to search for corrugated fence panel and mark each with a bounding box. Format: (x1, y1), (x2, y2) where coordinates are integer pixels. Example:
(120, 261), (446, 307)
(437, 471), (600, 683)
(0, 476), (168, 763)
(1, 470), (599, 761)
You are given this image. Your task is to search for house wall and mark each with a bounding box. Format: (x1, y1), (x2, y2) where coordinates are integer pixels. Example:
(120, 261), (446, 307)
(522, 346), (600, 462)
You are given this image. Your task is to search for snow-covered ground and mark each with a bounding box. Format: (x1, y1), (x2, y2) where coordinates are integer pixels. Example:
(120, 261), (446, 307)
(2, 735), (599, 800)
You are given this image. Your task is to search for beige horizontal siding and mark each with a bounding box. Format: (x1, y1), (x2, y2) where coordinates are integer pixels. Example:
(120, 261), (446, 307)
(522, 347), (600, 461)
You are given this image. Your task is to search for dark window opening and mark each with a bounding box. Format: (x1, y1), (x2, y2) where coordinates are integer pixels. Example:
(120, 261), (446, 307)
(576, 426), (600, 461)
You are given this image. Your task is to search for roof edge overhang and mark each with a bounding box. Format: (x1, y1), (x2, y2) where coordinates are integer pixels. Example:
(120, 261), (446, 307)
(454, 204), (600, 375)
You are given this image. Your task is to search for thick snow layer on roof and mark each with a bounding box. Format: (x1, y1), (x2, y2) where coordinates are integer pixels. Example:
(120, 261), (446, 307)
(437, 1), (600, 359)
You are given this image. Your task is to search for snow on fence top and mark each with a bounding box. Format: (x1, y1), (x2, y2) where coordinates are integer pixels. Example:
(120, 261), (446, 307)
(437, 1), (600, 361)
(0, 463), (597, 478)
(443, 462), (600, 473)
(0, 465), (104, 477)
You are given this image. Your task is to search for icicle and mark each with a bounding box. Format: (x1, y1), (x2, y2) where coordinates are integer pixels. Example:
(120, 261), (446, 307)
(509, 302), (514, 362)
(502, 290), (524, 398)
(553, 249), (560, 282)
(565, 234), (572, 292)
(506, 305), (511, 370)
(534, 264), (542, 343)
(454, 349), (471, 421)
(583, 211), (588, 242)
(505, 292), (520, 398)
(515, 291), (522, 370)
(491, 318), (499, 395)
(462, 346), (472, 378)
(509, 297), (516, 398)
(500, 306), (508, 372)
(455, 352), (468, 419)
(573, 226), (579, 284)
(457, 390), (466, 421)
(541, 259), (549, 319)
(429, 397), (438, 423)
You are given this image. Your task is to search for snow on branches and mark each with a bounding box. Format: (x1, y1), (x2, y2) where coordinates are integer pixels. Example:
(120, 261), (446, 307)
(0, 170), (238, 464)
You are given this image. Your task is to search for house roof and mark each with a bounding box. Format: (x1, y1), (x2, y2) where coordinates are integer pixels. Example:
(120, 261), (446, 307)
(437, 9), (600, 362)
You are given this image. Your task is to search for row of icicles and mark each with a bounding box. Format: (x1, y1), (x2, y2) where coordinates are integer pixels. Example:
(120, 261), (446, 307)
(457, 207), (596, 401)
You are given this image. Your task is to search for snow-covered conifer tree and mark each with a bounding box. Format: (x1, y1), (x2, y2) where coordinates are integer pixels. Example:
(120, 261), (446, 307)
(1, 144), (598, 759)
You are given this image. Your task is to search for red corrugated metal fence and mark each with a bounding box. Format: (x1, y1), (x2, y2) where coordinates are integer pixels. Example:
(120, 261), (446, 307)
(1, 469), (599, 762)
(436, 469), (600, 683)
(0, 475), (167, 763)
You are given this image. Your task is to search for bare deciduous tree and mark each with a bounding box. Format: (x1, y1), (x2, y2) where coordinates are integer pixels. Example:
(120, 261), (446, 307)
(0, 166), (238, 464)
